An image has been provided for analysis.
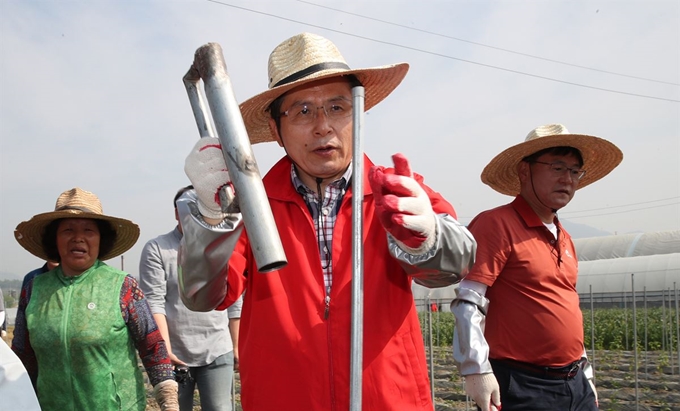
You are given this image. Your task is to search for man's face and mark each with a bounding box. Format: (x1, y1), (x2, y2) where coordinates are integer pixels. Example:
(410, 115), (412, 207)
(519, 152), (583, 211)
(269, 77), (353, 187)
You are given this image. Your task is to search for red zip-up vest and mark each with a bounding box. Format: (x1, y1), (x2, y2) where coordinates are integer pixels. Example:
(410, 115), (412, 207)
(220, 155), (455, 411)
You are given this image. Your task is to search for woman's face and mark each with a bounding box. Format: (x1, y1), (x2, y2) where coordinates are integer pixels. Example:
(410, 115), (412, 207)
(56, 218), (100, 277)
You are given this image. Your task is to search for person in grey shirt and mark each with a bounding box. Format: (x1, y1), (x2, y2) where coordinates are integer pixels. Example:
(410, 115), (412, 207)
(139, 185), (242, 411)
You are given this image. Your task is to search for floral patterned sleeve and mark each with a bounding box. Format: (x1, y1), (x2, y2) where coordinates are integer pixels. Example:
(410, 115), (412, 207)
(120, 275), (174, 386)
(11, 277), (38, 388)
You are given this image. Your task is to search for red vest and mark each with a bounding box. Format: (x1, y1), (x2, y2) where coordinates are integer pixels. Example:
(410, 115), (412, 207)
(221, 155), (454, 411)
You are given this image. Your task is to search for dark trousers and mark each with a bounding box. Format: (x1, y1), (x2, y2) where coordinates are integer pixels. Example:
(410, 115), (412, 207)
(488, 359), (598, 411)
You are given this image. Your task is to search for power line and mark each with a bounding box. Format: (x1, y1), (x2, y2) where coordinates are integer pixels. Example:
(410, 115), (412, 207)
(207, 0), (680, 103)
(298, 0), (680, 87)
(458, 198), (680, 222)
(561, 201), (680, 220)
(560, 196), (680, 215)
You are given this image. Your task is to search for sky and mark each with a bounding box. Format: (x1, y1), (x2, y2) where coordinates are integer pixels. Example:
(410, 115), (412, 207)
(1, 0), (678, 279)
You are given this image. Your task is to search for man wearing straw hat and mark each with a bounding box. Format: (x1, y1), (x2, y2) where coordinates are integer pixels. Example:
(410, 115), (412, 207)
(451, 124), (623, 410)
(179, 32), (476, 410)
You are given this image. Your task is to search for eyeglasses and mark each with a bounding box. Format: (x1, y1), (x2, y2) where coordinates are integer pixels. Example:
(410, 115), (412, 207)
(532, 161), (586, 180)
(281, 97), (353, 125)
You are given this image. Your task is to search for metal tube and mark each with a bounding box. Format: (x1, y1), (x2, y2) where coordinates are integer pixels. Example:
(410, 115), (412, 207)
(675, 283), (679, 380)
(644, 287), (648, 379)
(663, 289), (667, 351)
(349, 86), (365, 411)
(590, 285), (595, 377)
(183, 42), (287, 273)
(624, 282), (629, 350)
(183, 66), (216, 138)
(427, 295), (434, 404)
(632, 274), (639, 411)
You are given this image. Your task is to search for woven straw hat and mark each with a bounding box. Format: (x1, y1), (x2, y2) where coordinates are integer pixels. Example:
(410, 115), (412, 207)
(239, 32), (409, 144)
(481, 124), (623, 196)
(14, 188), (140, 261)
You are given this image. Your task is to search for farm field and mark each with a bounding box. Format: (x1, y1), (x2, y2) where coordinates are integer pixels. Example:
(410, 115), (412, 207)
(4, 321), (679, 410)
(140, 346), (679, 411)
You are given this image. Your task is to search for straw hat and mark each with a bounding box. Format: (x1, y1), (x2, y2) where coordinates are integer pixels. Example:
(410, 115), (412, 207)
(239, 32), (409, 144)
(14, 188), (140, 261)
(481, 124), (623, 196)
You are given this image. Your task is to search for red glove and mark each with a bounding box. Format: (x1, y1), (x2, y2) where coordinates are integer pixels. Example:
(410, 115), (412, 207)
(369, 153), (436, 254)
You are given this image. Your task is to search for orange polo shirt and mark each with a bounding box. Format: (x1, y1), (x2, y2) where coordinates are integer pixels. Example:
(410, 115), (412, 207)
(465, 195), (584, 367)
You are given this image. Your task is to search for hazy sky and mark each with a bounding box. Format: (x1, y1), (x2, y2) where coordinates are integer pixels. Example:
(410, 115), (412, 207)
(1, 0), (678, 279)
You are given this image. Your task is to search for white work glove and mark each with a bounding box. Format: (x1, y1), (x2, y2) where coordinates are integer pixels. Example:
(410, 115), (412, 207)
(368, 153), (436, 254)
(464, 373), (501, 411)
(153, 379), (179, 411)
(184, 137), (235, 220)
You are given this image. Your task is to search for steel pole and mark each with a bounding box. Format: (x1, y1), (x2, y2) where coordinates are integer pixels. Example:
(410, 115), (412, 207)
(183, 42), (287, 273)
(632, 274), (639, 411)
(349, 86), (365, 411)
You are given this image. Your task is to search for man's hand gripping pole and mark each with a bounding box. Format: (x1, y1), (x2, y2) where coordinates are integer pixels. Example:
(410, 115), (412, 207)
(182, 42), (287, 273)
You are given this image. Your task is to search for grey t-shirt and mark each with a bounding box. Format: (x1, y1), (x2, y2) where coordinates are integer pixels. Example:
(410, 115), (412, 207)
(139, 227), (242, 367)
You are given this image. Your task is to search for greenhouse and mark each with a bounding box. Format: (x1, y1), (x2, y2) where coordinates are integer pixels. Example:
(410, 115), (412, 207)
(413, 230), (680, 309)
(575, 230), (680, 307)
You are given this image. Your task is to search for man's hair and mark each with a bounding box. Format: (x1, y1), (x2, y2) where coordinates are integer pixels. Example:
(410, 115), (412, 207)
(174, 185), (194, 208)
(268, 74), (363, 133)
(522, 146), (584, 166)
(42, 219), (117, 263)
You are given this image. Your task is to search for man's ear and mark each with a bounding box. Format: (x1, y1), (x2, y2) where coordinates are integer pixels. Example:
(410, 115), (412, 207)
(269, 118), (284, 148)
(517, 161), (530, 183)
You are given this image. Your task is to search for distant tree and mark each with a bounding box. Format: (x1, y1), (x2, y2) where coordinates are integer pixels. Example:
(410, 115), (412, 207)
(1, 280), (21, 308)
(3, 292), (17, 308)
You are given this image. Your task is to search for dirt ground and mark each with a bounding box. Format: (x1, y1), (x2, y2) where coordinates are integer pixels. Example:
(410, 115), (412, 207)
(3, 330), (677, 410)
(144, 347), (680, 411)
(6, 323), (678, 410)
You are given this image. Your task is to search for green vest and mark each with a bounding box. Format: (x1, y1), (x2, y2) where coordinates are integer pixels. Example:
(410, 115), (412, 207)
(26, 260), (146, 411)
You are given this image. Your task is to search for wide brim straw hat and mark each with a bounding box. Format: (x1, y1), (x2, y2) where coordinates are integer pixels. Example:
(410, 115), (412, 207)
(481, 123), (623, 196)
(14, 187), (140, 261)
(239, 32), (409, 144)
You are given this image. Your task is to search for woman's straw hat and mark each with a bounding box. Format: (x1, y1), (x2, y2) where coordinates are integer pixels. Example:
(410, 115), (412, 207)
(14, 187), (140, 261)
(239, 32), (409, 144)
(481, 124), (623, 196)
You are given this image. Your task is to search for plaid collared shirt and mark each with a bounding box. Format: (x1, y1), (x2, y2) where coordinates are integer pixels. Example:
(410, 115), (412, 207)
(292, 163), (352, 296)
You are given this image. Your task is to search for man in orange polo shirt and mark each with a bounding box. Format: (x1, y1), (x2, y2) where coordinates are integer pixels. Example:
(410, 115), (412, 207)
(451, 124), (623, 410)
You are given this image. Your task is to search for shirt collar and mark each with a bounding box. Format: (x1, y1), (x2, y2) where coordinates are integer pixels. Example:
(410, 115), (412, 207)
(511, 195), (553, 228)
(292, 162), (353, 195)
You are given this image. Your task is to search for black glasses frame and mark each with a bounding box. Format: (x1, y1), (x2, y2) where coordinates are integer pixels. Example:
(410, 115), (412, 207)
(532, 160), (586, 180)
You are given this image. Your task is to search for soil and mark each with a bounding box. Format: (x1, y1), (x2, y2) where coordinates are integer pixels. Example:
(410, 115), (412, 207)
(144, 347), (680, 411)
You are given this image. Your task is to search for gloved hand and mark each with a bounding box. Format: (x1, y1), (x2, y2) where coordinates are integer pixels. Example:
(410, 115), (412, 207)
(465, 373), (501, 411)
(368, 153), (436, 254)
(184, 137), (235, 220)
(153, 379), (179, 411)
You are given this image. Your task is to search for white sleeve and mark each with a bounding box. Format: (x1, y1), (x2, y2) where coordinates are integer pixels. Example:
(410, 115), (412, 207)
(459, 279), (487, 296)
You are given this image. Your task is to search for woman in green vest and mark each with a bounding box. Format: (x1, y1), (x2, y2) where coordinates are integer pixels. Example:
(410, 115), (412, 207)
(11, 187), (180, 411)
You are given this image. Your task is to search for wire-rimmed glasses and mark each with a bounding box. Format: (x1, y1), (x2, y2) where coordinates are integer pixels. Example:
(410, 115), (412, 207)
(532, 161), (586, 180)
(281, 97), (353, 125)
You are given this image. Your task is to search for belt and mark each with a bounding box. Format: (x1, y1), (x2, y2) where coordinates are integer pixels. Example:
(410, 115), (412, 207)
(491, 358), (587, 380)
